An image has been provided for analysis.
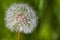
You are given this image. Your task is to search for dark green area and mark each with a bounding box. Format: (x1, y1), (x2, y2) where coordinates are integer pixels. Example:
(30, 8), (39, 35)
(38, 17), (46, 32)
(0, 0), (60, 40)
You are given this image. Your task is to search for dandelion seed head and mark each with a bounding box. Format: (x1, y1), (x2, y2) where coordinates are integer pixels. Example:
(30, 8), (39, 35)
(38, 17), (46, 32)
(5, 3), (38, 34)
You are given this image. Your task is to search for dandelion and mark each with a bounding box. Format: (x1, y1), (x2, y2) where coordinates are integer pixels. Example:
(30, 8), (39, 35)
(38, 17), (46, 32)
(5, 3), (38, 40)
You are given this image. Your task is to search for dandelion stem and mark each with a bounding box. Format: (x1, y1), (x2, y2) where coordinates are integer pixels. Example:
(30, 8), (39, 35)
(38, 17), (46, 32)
(18, 32), (20, 40)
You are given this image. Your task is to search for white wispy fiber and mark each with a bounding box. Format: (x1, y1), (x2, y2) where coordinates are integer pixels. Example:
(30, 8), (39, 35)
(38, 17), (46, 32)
(5, 3), (38, 34)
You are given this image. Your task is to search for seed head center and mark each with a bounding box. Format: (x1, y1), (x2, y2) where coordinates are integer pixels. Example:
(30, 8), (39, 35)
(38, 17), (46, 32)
(16, 14), (27, 23)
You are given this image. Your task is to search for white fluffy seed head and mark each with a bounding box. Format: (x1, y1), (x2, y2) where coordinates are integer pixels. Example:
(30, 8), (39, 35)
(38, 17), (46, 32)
(5, 3), (38, 34)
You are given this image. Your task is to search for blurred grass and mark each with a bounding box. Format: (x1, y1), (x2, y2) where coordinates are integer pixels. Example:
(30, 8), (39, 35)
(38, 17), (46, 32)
(0, 0), (60, 40)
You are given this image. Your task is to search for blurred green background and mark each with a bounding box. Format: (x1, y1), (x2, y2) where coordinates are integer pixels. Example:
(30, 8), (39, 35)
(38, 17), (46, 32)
(0, 0), (60, 40)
